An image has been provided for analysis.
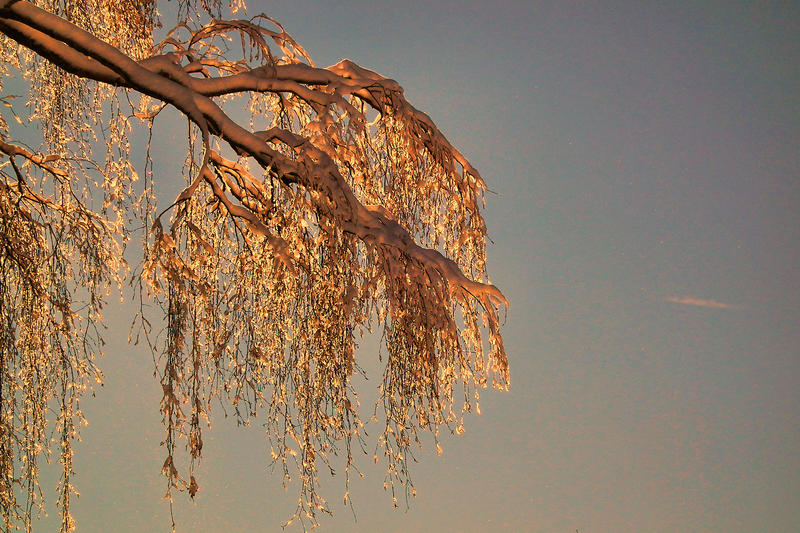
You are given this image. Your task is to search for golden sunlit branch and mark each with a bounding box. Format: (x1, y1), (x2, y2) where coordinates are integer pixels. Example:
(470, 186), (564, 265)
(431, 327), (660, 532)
(0, 0), (508, 530)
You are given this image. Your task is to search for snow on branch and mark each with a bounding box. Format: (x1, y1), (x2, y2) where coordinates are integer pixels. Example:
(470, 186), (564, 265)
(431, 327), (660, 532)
(0, 1), (508, 529)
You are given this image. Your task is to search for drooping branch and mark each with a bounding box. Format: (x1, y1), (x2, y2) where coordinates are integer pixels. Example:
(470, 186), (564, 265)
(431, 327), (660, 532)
(1, 0), (506, 314)
(0, 133), (67, 178)
(0, 2), (509, 529)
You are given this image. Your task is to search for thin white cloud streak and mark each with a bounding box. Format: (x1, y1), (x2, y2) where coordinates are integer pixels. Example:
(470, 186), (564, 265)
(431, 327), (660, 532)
(665, 296), (744, 310)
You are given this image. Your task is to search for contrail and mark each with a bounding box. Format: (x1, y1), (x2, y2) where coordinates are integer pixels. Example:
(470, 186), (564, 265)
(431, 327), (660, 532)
(665, 296), (744, 310)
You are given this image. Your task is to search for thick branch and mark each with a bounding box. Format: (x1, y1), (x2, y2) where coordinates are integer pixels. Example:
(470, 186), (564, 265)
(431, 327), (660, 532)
(0, 3), (506, 314)
(2, 1), (208, 128)
(0, 17), (122, 84)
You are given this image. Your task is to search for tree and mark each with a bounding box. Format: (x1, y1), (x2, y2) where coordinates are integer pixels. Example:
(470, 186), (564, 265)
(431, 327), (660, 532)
(0, 0), (508, 529)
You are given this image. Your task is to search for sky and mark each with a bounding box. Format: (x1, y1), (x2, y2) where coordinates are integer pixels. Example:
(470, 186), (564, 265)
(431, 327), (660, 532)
(20, 0), (800, 531)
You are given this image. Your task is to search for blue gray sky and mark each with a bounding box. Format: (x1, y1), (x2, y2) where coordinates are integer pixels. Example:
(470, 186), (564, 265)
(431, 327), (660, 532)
(30, 1), (799, 531)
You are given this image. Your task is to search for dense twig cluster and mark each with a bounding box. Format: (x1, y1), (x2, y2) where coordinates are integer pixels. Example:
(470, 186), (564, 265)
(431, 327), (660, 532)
(0, 0), (508, 529)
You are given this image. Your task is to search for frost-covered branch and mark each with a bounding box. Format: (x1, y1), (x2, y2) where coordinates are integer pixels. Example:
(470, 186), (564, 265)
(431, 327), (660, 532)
(0, 1), (508, 529)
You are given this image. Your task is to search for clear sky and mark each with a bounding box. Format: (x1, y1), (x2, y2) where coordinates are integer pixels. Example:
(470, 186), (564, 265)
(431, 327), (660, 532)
(27, 0), (799, 531)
